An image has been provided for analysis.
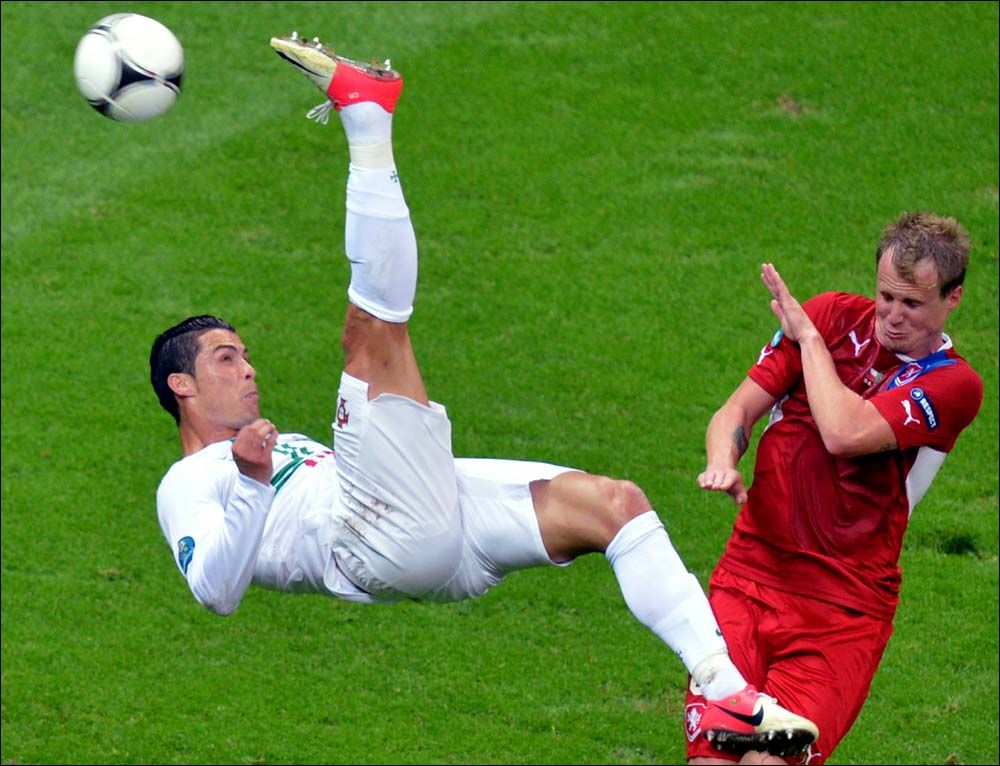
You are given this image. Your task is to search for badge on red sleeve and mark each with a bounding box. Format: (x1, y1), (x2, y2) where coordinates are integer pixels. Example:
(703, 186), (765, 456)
(908, 387), (939, 430)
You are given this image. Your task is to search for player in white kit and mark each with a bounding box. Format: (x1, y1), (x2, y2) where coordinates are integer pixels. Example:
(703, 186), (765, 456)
(149, 32), (818, 758)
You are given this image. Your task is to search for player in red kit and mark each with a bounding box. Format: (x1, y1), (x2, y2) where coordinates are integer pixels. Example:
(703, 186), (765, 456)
(686, 213), (983, 764)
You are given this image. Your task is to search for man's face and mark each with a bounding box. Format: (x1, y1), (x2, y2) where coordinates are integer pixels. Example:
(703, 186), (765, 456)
(183, 329), (260, 431)
(874, 252), (962, 359)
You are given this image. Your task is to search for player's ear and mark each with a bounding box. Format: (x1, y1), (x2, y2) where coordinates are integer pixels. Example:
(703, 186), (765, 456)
(167, 372), (196, 399)
(945, 284), (963, 310)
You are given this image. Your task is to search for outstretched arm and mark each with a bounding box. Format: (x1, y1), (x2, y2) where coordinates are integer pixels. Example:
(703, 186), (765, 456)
(761, 263), (896, 457)
(699, 377), (776, 505)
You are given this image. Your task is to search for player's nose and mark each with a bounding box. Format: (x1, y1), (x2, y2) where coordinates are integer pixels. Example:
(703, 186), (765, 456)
(886, 303), (906, 325)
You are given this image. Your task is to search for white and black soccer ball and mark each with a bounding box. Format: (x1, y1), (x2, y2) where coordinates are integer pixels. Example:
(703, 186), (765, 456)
(74, 13), (184, 123)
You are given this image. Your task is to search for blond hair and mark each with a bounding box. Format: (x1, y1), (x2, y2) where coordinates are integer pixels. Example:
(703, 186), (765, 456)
(876, 212), (970, 296)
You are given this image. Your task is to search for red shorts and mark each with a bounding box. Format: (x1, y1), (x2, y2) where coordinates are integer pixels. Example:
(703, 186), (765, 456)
(684, 567), (893, 764)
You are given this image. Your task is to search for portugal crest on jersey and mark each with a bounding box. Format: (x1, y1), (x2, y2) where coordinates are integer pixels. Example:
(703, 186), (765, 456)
(336, 396), (350, 429)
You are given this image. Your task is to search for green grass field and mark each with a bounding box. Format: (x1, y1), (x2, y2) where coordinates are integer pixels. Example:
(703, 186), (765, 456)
(2, 2), (997, 763)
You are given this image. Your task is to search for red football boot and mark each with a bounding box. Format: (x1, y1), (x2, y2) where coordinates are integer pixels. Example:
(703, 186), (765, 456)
(700, 684), (819, 757)
(270, 32), (402, 118)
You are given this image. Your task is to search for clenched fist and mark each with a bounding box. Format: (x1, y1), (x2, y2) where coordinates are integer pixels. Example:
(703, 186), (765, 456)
(232, 418), (279, 485)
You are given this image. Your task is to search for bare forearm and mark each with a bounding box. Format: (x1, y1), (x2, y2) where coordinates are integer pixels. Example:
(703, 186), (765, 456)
(700, 379), (775, 504)
(705, 407), (750, 470)
(798, 332), (877, 455)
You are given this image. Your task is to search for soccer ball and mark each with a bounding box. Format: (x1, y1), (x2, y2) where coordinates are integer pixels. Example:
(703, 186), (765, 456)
(74, 13), (184, 123)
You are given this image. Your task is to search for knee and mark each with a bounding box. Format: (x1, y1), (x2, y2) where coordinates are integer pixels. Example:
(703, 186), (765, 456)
(593, 476), (653, 531)
(536, 472), (654, 560)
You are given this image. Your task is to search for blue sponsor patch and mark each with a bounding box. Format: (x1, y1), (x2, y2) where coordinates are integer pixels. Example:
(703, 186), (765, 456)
(909, 387), (939, 430)
(177, 536), (195, 574)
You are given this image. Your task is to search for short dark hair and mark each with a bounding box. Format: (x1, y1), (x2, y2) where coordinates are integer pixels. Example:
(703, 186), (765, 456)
(876, 211), (970, 296)
(150, 315), (236, 424)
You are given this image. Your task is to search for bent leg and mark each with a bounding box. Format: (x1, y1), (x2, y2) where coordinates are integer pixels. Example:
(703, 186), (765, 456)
(276, 52), (454, 595)
(533, 474), (817, 753)
(532, 472), (742, 693)
(331, 146), (453, 594)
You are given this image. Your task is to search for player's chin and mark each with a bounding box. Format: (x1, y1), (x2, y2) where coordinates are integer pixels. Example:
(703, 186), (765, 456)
(876, 327), (910, 354)
(235, 410), (260, 429)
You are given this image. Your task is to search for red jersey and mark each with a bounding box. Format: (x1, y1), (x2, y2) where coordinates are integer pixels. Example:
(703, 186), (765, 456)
(718, 292), (983, 621)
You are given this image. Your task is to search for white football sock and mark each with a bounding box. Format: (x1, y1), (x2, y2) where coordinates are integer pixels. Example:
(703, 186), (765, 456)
(339, 101), (416, 323)
(605, 511), (746, 701)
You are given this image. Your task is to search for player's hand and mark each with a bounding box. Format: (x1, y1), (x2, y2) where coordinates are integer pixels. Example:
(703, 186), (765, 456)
(232, 418), (278, 485)
(698, 465), (748, 505)
(761, 263), (820, 345)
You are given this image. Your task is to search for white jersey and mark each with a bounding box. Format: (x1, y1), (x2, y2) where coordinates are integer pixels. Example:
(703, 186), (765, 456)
(156, 433), (358, 614)
(158, 377), (573, 615)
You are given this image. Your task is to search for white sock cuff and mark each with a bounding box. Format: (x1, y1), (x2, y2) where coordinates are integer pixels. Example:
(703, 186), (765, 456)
(605, 510), (664, 565)
(344, 210), (417, 325)
(347, 288), (413, 323)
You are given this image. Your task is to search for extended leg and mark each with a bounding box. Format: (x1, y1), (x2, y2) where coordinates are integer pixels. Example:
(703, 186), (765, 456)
(271, 35), (461, 601)
(271, 33), (426, 403)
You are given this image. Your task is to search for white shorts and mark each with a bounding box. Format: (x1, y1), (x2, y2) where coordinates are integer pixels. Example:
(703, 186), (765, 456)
(329, 372), (574, 603)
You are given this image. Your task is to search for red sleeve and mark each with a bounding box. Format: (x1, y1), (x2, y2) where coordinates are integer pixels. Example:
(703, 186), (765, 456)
(747, 292), (841, 397)
(870, 359), (983, 452)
